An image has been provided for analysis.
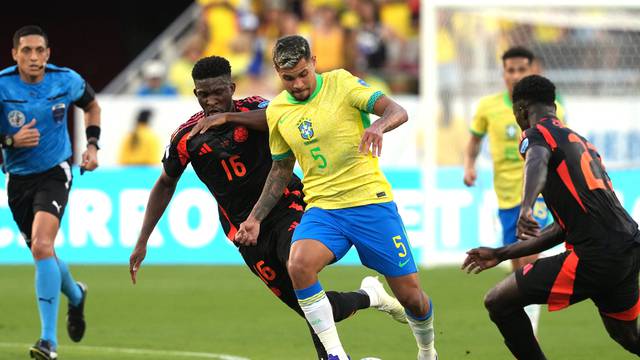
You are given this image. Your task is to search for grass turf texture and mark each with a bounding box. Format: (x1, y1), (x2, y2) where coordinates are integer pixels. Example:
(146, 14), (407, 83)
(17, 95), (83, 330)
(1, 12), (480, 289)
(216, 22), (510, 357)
(0, 265), (629, 359)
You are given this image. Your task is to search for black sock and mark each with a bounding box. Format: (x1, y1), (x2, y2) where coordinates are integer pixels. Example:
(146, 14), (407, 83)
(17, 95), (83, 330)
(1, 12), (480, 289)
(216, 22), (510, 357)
(326, 290), (371, 322)
(490, 308), (546, 360)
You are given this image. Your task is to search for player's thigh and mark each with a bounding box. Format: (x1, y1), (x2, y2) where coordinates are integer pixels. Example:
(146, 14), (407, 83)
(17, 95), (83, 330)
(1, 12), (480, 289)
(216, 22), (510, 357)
(592, 246), (640, 321)
(33, 160), (72, 221)
(238, 238), (299, 313)
(6, 173), (38, 244)
(515, 250), (590, 310)
(498, 206), (519, 246)
(341, 201), (418, 277)
(291, 207), (351, 264)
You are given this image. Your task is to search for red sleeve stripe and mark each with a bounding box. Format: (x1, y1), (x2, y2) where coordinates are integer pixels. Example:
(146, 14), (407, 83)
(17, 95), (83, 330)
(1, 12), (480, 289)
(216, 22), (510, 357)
(556, 160), (587, 212)
(547, 250), (579, 311)
(176, 133), (190, 166)
(536, 124), (557, 150)
(603, 297), (640, 321)
(218, 205), (238, 241)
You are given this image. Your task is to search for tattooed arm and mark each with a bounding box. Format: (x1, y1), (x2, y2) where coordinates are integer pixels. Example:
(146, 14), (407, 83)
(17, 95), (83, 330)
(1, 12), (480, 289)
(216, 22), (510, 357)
(359, 95), (408, 157)
(234, 156), (296, 245)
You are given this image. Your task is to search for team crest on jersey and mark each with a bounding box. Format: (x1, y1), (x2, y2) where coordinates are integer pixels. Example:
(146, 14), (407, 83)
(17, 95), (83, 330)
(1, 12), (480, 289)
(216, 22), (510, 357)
(52, 103), (66, 123)
(7, 110), (26, 127)
(233, 126), (249, 143)
(357, 78), (370, 87)
(298, 119), (314, 140)
(506, 124), (517, 139)
(520, 138), (529, 154)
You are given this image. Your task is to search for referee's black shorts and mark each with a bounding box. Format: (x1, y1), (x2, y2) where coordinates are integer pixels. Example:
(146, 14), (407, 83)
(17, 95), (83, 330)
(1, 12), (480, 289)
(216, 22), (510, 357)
(7, 160), (72, 245)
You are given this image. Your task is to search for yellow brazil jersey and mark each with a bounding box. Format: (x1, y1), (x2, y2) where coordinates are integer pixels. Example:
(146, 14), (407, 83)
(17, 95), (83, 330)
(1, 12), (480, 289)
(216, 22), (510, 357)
(470, 92), (565, 209)
(266, 69), (393, 210)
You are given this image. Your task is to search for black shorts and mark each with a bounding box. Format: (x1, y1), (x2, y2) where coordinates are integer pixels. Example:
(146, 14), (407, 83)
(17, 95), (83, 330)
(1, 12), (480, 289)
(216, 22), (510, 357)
(7, 160), (72, 244)
(516, 246), (640, 320)
(238, 207), (304, 316)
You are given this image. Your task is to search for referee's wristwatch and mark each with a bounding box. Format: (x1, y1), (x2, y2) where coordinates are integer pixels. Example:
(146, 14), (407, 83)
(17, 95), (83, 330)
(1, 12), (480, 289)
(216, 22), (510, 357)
(1, 134), (14, 148)
(87, 138), (100, 150)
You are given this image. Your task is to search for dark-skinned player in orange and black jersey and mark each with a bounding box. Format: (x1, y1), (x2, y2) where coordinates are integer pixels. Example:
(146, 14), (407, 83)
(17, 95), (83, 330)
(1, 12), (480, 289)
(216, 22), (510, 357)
(462, 75), (640, 359)
(128, 56), (404, 359)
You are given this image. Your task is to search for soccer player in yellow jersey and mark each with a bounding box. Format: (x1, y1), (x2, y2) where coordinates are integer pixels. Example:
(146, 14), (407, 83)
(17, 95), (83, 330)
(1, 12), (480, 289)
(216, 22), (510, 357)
(234, 35), (437, 360)
(463, 46), (565, 334)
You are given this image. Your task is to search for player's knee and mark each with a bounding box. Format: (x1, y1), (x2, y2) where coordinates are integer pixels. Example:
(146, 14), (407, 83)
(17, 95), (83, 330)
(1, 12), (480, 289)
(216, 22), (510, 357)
(286, 255), (315, 281)
(396, 290), (427, 316)
(609, 329), (640, 354)
(483, 287), (502, 315)
(30, 237), (55, 259)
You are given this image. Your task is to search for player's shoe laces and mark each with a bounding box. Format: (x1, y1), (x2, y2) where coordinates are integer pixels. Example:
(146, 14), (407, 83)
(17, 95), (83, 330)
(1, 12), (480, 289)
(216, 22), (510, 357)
(29, 339), (58, 360)
(67, 281), (88, 342)
(360, 276), (407, 323)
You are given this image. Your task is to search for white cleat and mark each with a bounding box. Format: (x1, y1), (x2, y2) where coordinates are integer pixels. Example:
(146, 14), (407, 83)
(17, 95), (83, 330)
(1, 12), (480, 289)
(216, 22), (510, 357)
(360, 276), (407, 324)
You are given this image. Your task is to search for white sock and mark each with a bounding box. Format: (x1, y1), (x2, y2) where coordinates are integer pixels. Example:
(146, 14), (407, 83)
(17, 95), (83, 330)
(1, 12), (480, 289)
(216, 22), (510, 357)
(524, 304), (541, 335)
(407, 302), (437, 360)
(297, 285), (348, 359)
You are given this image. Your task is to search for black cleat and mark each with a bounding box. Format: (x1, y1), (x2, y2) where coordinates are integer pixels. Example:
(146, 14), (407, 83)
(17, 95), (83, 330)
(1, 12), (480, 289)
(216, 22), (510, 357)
(29, 339), (58, 360)
(66, 281), (88, 342)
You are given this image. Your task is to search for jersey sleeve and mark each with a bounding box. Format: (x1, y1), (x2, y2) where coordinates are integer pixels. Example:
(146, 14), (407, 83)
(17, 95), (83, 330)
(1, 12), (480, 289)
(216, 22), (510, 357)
(265, 105), (292, 160)
(469, 101), (488, 137)
(162, 128), (191, 177)
(519, 127), (551, 158)
(236, 96), (270, 111)
(64, 69), (95, 108)
(338, 69), (384, 114)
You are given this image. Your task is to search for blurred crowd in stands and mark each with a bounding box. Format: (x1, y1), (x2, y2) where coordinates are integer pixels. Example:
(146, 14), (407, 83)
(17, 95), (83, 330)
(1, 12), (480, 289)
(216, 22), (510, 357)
(136, 0), (420, 98)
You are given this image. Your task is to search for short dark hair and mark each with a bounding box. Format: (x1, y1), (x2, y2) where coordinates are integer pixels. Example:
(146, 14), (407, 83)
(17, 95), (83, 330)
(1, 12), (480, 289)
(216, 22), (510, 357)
(13, 25), (48, 48)
(512, 75), (556, 106)
(273, 35), (311, 69)
(192, 56), (231, 81)
(502, 46), (534, 65)
(136, 109), (153, 124)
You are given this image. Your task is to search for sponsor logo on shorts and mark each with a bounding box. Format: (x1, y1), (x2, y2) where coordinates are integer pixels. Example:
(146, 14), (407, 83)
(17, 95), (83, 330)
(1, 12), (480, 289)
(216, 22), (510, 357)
(52, 200), (62, 214)
(398, 258), (411, 268)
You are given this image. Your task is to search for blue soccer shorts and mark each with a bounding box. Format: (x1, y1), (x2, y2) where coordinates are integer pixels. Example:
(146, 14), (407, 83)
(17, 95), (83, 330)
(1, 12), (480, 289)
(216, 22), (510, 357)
(498, 197), (551, 246)
(292, 201), (418, 277)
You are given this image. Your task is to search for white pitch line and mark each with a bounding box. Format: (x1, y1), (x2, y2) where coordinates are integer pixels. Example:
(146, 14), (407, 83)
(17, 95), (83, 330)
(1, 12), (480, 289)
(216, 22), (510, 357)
(0, 342), (251, 360)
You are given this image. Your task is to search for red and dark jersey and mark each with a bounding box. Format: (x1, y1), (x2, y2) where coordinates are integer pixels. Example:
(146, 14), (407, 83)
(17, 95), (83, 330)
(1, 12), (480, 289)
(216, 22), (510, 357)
(519, 117), (640, 257)
(163, 96), (304, 240)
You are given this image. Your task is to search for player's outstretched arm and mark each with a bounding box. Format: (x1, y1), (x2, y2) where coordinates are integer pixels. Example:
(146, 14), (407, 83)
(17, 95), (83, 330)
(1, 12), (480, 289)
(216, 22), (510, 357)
(359, 95), (408, 157)
(235, 156), (295, 246)
(189, 109), (268, 137)
(463, 223), (564, 274)
(498, 222), (564, 260)
(129, 170), (180, 284)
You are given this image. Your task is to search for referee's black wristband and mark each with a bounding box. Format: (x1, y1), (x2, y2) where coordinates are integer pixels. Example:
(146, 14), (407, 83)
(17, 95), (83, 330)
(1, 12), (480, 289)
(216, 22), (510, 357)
(86, 125), (101, 140)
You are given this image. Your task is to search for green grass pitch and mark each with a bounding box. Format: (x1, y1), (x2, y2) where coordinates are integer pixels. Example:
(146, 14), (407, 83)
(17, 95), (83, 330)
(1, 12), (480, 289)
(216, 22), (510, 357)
(0, 265), (629, 359)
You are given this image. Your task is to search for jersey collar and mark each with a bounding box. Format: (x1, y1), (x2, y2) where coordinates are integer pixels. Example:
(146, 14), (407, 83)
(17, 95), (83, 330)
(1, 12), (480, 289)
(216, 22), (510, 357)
(503, 91), (512, 107)
(286, 73), (323, 105)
